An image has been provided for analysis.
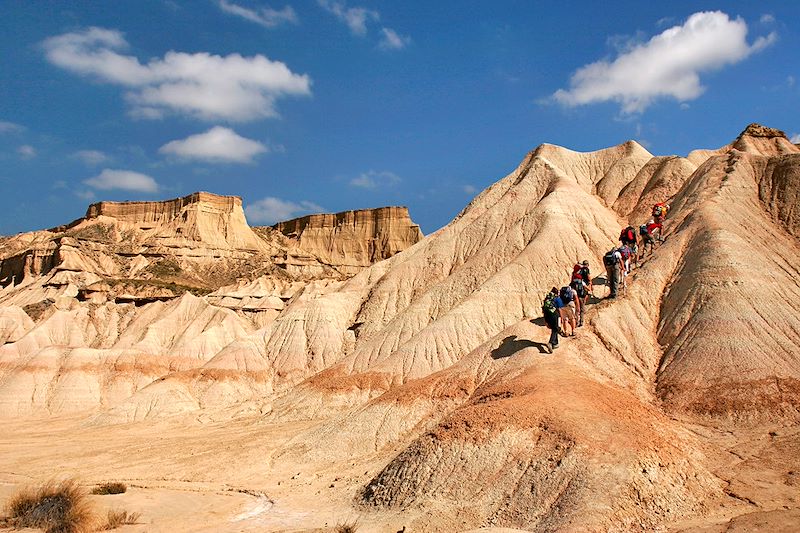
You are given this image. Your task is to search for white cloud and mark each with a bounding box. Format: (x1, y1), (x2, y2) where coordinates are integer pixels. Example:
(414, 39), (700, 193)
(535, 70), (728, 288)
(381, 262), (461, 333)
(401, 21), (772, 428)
(349, 170), (401, 189)
(553, 11), (777, 113)
(790, 133), (800, 144)
(17, 145), (36, 159)
(218, 1), (298, 28)
(73, 149), (111, 165)
(760, 14), (775, 24)
(463, 184), (477, 194)
(318, 0), (378, 36)
(84, 169), (159, 193)
(245, 197), (323, 224)
(43, 27), (311, 122)
(379, 28), (411, 50)
(0, 120), (24, 133)
(75, 190), (97, 201)
(159, 126), (267, 163)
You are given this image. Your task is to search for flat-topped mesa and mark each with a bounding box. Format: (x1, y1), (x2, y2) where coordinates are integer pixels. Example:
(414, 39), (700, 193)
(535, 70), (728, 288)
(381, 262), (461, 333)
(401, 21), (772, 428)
(83, 191), (267, 252)
(85, 192), (240, 227)
(273, 206), (423, 273)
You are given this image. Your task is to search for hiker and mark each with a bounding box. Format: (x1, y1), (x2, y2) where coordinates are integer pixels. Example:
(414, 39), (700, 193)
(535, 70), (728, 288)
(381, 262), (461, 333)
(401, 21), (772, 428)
(618, 245), (635, 293)
(558, 284), (579, 336)
(603, 247), (624, 298)
(652, 202), (670, 223)
(571, 260), (593, 294)
(639, 220), (662, 258)
(619, 225), (637, 247)
(570, 260), (591, 326)
(542, 288), (560, 352)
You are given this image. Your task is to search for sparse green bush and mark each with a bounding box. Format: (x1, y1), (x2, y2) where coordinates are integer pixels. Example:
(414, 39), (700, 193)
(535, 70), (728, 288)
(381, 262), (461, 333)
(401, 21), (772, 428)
(4, 479), (96, 533)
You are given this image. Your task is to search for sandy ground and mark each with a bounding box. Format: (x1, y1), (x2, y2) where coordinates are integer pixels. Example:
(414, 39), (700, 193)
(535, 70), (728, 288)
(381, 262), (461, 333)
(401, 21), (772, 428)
(0, 412), (415, 532)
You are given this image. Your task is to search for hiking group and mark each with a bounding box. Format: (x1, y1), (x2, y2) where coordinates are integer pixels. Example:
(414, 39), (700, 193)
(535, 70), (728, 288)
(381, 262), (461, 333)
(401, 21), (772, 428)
(541, 202), (669, 353)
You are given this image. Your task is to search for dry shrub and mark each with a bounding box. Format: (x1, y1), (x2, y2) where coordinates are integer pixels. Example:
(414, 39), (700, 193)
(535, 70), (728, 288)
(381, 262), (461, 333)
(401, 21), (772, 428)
(103, 509), (140, 530)
(91, 482), (127, 495)
(4, 479), (96, 533)
(335, 519), (359, 533)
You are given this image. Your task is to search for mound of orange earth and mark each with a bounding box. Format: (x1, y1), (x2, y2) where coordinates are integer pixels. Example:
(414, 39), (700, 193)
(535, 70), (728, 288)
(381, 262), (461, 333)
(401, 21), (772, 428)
(0, 124), (798, 532)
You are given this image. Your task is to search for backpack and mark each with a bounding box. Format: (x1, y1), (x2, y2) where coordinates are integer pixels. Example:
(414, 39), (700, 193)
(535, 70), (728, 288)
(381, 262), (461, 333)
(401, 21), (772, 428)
(619, 246), (632, 261)
(571, 278), (587, 298)
(559, 285), (574, 303)
(620, 226), (636, 244)
(639, 224), (649, 236)
(603, 249), (617, 267)
(542, 294), (558, 318)
(580, 266), (590, 282)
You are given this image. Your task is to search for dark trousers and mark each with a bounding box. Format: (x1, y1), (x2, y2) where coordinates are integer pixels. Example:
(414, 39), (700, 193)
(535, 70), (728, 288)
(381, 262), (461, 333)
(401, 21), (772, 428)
(546, 316), (559, 346)
(605, 264), (619, 297)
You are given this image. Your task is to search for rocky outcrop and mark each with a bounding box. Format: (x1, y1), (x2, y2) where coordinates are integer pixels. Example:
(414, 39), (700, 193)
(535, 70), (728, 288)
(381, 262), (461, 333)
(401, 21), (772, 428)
(272, 206), (423, 274)
(1, 194), (422, 307)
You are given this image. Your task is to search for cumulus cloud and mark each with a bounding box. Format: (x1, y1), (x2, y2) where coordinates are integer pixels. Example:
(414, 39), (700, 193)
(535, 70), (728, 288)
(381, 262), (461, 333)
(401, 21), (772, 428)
(43, 27), (311, 121)
(0, 120), (24, 133)
(73, 149), (111, 165)
(318, 0), (378, 36)
(791, 133), (800, 144)
(159, 126), (267, 163)
(17, 145), (36, 159)
(84, 168), (159, 192)
(218, 1), (298, 28)
(245, 197), (323, 224)
(349, 170), (401, 189)
(553, 11), (777, 113)
(379, 28), (411, 50)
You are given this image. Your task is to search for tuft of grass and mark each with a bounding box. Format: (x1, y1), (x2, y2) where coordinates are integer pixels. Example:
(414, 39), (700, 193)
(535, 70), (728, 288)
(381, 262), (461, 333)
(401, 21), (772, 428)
(4, 479), (97, 533)
(335, 519), (359, 533)
(102, 509), (140, 530)
(91, 482), (127, 496)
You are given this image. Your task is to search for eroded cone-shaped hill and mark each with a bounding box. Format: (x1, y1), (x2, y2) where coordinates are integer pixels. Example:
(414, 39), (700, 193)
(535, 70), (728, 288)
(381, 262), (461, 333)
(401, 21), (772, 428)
(1, 124), (799, 532)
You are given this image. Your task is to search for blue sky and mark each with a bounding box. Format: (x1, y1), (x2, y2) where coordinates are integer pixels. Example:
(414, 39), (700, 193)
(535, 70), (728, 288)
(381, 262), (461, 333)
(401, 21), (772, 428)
(1, 1), (798, 235)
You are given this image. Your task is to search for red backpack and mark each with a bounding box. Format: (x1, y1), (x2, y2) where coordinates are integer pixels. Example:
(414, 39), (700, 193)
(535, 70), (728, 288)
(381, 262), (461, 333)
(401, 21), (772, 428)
(619, 226), (635, 244)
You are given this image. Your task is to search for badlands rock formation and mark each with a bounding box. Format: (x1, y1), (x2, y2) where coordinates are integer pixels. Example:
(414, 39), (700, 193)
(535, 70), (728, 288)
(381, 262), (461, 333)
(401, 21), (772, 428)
(273, 206), (423, 275)
(0, 124), (798, 532)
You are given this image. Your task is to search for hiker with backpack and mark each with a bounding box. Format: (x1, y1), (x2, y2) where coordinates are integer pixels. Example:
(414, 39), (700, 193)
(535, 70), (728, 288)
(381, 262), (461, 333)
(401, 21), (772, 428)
(618, 245), (634, 293)
(570, 260), (591, 326)
(639, 220), (662, 258)
(619, 225), (638, 270)
(558, 284), (580, 336)
(603, 247), (624, 299)
(619, 225), (637, 247)
(541, 288), (561, 352)
(652, 202), (670, 223)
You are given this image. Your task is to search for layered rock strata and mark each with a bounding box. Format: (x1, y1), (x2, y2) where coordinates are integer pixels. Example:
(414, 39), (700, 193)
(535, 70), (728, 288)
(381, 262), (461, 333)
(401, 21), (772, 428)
(272, 206), (423, 275)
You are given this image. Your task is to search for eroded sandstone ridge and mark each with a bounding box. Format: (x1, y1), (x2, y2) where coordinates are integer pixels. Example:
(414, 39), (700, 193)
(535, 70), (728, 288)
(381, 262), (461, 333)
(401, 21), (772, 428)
(0, 192), (421, 320)
(0, 124), (798, 532)
(273, 206), (423, 274)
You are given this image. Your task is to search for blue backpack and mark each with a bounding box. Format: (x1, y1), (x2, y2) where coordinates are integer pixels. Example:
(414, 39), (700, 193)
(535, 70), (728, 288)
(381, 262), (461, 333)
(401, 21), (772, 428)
(559, 285), (574, 303)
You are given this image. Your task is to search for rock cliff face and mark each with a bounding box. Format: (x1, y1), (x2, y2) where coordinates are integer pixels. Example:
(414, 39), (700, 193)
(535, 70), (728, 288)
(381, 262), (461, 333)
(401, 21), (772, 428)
(0, 192), (421, 313)
(272, 206), (423, 274)
(0, 124), (798, 533)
